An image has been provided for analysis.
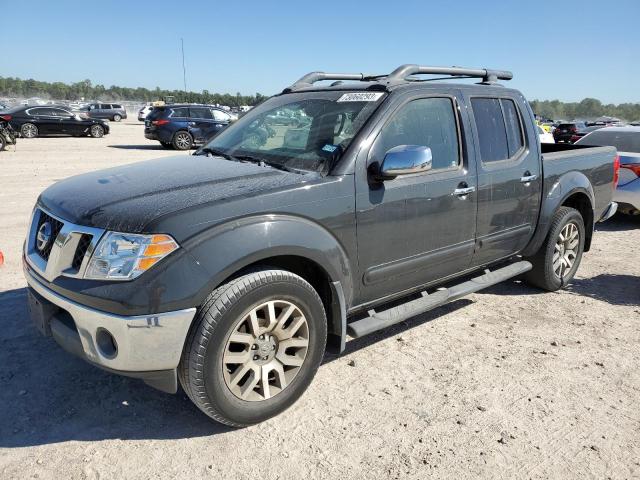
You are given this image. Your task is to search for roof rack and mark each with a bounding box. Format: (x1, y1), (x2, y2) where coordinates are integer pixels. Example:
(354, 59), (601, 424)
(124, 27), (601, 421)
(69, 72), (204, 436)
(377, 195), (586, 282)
(385, 64), (513, 85)
(283, 63), (513, 93)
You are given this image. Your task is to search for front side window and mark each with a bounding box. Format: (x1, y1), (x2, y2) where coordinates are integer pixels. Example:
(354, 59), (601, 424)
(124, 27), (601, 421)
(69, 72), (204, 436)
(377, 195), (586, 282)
(202, 91), (386, 173)
(212, 109), (231, 122)
(370, 97), (460, 171)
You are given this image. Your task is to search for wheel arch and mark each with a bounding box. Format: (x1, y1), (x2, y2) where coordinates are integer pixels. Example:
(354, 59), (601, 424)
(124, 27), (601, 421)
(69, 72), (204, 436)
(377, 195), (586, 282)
(184, 214), (353, 353)
(522, 171), (595, 256)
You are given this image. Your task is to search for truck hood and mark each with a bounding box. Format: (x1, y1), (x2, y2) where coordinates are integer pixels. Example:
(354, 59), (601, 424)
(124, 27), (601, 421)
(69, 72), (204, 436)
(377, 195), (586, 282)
(38, 154), (312, 233)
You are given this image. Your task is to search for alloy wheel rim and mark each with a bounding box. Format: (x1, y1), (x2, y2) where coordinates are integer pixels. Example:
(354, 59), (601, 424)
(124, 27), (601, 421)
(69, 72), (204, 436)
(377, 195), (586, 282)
(176, 133), (190, 149)
(23, 124), (36, 137)
(222, 300), (310, 402)
(91, 125), (103, 137)
(553, 222), (579, 279)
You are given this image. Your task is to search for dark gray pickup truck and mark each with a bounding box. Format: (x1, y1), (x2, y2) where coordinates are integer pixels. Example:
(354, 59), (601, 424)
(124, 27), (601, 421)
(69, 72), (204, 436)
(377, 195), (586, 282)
(23, 64), (619, 426)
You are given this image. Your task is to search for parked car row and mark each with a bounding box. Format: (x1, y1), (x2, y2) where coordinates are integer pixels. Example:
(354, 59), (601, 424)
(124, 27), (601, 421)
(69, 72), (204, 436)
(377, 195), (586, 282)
(0, 105), (109, 138)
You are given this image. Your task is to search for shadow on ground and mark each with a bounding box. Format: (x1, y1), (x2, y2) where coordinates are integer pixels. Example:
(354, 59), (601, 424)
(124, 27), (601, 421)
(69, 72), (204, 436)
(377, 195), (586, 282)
(0, 288), (231, 448)
(108, 144), (168, 150)
(595, 212), (640, 232)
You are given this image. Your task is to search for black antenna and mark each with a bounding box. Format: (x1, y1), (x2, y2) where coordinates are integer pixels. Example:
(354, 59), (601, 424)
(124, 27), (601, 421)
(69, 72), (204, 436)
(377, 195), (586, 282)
(181, 38), (187, 92)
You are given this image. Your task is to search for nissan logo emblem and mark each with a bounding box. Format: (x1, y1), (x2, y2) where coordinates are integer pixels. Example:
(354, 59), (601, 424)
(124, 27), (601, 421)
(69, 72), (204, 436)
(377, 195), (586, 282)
(36, 221), (53, 252)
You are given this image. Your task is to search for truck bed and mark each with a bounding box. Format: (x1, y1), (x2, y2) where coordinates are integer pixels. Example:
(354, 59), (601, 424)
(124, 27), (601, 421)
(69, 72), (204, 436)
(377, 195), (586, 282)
(541, 142), (617, 221)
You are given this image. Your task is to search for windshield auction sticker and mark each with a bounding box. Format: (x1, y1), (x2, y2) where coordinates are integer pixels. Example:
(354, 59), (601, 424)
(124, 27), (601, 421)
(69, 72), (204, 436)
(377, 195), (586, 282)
(337, 92), (384, 102)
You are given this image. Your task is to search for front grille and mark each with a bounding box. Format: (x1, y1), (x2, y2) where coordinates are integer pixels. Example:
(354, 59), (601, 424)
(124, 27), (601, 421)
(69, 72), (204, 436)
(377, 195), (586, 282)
(35, 211), (64, 261)
(72, 234), (93, 271)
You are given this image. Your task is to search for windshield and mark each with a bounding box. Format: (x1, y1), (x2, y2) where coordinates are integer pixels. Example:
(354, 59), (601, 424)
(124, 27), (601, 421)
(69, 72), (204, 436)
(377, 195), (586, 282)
(200, 90), (386, 173)
(576, 130), (640, 153)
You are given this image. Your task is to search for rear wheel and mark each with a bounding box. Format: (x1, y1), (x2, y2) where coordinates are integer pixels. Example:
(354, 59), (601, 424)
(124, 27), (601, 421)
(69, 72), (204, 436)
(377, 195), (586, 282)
(21, 123), (38, 138)
(524, 206), (585, 291)
(90, 124), (105, 138)
(172, 131), (193, 150)
(113, 114), (122, 122)
(179, 269), (327, 427)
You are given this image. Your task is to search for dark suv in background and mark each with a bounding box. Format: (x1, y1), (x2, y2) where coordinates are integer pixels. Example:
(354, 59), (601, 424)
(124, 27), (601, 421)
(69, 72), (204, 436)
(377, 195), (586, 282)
(144, 104), (233, 149)
(84, 103), (128, 122)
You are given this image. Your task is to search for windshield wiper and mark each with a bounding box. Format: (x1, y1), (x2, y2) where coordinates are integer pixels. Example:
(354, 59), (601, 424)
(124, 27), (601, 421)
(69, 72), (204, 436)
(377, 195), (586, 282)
(196, 147), (233, 160)
(232, 154), (299, 173)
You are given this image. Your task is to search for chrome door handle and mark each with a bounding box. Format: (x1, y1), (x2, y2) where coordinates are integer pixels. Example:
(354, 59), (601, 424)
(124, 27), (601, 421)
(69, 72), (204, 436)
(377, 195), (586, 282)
(520, 174), (538, 183)
(453, 186), (475, 196)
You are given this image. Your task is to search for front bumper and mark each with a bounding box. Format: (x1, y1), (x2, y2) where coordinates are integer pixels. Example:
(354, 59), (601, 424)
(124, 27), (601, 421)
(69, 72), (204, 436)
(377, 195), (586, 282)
(24, 263), (196, 392)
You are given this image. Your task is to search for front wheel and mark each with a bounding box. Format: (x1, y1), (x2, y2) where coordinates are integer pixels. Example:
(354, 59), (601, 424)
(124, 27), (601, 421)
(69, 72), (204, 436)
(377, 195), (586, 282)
(524, 206), (585, 291)
(21, 123), (38, 138)
(89, 124), (105, 138)
(179, 269), (327, 427)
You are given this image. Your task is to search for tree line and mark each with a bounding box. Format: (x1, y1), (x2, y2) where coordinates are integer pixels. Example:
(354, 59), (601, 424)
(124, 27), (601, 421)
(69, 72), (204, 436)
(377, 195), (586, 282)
(0, 76), (267, 107)
(1, 76), (638, 119)
(529, 98), (640, 121)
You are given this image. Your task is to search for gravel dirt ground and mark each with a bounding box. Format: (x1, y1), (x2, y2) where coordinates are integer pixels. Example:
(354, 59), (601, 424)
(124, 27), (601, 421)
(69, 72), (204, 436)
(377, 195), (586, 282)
(0, 120), (639, 479)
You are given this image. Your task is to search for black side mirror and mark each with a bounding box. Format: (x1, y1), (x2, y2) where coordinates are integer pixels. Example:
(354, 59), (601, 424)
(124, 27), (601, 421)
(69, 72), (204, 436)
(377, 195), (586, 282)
(378, 145), (433, 180)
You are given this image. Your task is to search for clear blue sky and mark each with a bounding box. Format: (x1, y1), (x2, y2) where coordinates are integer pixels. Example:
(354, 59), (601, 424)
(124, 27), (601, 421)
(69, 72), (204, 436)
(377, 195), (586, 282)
(3, 0), (638, 103)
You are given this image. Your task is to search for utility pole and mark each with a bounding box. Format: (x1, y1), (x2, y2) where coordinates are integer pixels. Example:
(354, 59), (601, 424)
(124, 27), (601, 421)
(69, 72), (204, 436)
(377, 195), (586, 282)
(181, 38), (187, 93)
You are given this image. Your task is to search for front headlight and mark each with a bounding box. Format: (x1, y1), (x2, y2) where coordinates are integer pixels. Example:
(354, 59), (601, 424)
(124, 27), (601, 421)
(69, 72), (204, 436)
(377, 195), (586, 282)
(85, 232), (179, 280)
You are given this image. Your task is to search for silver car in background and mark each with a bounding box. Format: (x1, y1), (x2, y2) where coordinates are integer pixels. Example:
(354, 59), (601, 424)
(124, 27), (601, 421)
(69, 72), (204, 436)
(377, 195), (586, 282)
(576, 126), (640, 216)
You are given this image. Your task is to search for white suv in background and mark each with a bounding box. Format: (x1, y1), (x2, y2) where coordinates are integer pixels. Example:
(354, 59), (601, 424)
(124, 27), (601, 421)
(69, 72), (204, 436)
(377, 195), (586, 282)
(138, 105), (154, 122)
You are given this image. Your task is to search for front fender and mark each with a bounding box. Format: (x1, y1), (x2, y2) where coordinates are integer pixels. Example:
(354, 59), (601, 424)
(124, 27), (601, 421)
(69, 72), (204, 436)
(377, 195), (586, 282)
(522, 171), (595, 256)
(184, 214), (354, 307)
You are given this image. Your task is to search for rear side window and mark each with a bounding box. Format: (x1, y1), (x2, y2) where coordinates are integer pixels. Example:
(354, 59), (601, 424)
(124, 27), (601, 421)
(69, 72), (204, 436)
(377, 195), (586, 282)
(112, 104), (122, 109)
(371, 97), (460, 171)
(190, 107), (212, 119)
(501, 99), (524, 156)
(471, 98), (524, 162)
(170, 107), (189, 117)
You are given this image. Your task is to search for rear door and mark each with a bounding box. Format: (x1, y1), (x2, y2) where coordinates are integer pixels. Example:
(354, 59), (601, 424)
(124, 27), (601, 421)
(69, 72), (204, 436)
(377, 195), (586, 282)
(26, 107), (58, 134)
(464, 95), (541, 267)
(354, 90), (478, 303)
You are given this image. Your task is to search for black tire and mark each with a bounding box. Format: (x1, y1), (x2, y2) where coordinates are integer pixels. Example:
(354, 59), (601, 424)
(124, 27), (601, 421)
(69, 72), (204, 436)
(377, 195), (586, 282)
(21, 123), (38, 138)
(172, 131), (193, 150)
(160, 141), (173, 149)
(524, 206), (585, 291)
(89, 124), (105, 138)
(113, 114), (122, 122)
(0, 135), (6, 151)
(179, 269), (327, 427)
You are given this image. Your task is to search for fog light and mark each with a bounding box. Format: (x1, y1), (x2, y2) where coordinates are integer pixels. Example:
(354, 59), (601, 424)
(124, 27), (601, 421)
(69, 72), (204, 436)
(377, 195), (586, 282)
(96, 328), (118, 359)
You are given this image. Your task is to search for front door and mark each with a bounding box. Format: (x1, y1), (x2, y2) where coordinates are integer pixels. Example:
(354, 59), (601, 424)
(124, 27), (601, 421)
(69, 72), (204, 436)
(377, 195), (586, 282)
(354, 92), (478, 304)
(463, 95), (541, 267)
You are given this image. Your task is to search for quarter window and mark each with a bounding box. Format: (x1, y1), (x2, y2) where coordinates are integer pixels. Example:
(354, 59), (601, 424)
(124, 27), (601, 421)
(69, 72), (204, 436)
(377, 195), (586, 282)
(471, 98), (524, 163)
(371, 97), (460, 171)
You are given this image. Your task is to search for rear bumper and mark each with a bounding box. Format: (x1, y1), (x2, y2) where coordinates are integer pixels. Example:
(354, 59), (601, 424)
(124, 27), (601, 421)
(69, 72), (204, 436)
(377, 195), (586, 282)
(598, 201), (618, 222)
(615, 179), (640, 211)
(24, 263), (196, 392)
